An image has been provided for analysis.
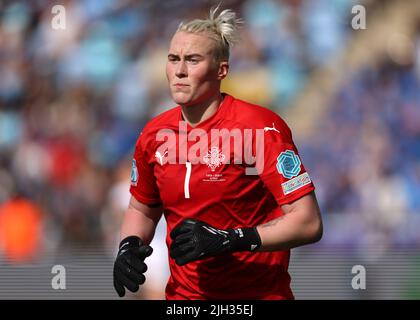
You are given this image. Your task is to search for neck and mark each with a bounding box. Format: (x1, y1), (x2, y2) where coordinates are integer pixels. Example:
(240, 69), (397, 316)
(181, 92), (223, 127)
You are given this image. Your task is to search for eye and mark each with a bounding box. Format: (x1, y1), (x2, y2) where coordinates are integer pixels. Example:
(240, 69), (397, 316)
(168, 56), (178, 63)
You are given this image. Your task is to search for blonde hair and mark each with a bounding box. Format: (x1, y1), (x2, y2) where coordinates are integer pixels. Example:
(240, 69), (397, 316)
(176, 6), (243, 62)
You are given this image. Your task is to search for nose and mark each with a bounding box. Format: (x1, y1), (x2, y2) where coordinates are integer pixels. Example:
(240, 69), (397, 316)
(175, 60), (187, 78)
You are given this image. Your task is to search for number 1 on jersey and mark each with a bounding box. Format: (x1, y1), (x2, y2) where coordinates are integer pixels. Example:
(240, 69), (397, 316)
(184, 161), (191, 198)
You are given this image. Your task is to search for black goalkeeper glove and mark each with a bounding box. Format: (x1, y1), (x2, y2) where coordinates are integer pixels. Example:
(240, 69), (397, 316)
(170, 218), (261, 266)
(113, 236), (153, 297)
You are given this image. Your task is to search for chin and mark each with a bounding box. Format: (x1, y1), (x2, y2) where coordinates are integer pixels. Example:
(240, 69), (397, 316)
(172, 92), (192, 106)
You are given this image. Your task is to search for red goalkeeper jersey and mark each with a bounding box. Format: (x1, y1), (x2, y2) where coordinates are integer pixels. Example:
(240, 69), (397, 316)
(130, 93), (314, 300)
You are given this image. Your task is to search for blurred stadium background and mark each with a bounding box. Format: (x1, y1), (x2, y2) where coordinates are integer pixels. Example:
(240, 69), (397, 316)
(0, 0), (419, 299)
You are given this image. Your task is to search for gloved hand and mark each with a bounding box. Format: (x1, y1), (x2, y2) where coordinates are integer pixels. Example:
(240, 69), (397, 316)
(170, 218), (261, 266)
(113, 236), (153, 297)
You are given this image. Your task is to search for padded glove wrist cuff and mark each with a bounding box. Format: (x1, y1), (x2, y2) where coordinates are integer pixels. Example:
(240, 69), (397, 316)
(118, 235), (143, 252)
(228, 227), (262, 252)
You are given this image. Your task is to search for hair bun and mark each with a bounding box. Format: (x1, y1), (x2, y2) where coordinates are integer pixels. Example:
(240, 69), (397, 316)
(176, 5), (243, 61)
(210, 6), (243, 47)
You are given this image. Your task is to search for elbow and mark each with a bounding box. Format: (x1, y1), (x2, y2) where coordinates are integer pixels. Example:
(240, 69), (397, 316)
(312, 219), (323, 243)
(301, 210), (323, 245)
(295, 192), (323, 246)
(308, 215), (323, 244)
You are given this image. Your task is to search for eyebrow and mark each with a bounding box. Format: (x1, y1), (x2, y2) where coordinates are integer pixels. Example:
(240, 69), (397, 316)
(168, 53), (205, 59)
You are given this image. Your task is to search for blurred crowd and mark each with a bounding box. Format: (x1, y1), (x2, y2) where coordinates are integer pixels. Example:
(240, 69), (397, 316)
(301, 58), (420, 247)
(0, 0), (419, 297)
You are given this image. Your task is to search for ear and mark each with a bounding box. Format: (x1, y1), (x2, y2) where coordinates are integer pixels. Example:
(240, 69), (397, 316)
(217, 61), (229, 80)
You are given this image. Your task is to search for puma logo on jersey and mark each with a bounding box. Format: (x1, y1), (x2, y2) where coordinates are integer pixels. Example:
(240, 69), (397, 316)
(263, 123), (280, 134)
(155, 150), (168, 165)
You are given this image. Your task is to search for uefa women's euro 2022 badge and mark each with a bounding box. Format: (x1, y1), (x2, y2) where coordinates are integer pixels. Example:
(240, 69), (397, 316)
(276, 150), (301, 179)
(277, 150), (312, 195)
(131, 159), (138, 186)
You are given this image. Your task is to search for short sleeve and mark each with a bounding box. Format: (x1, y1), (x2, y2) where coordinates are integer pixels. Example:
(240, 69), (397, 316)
(129, 132), (161, 206)
(256, 118), (315, 206)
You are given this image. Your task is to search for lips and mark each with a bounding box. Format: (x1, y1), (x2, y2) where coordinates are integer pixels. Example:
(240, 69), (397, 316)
(173, 84), (190, 91)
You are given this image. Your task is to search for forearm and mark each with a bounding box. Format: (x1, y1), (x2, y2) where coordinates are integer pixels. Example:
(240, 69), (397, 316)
(120, 200), (161, 245)
(256, 212), (322, 251)
(255, 192), (323, 251)
(168, 192), (322, 265)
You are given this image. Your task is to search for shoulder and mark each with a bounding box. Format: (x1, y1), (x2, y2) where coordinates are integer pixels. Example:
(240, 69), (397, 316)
(138, 105), (180, 139)
(134, 105), (180, 150)
(144, 105), (180, 133)
(227, 95), (291, 134)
